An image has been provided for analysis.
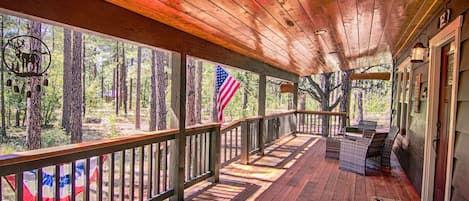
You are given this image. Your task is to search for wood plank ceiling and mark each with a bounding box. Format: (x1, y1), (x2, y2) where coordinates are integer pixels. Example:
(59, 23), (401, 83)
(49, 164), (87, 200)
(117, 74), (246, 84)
(107, 0), (442, 76)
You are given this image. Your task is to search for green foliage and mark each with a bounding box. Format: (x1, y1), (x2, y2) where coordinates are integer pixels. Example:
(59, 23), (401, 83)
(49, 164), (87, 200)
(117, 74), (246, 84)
(41, 128), (68, 147)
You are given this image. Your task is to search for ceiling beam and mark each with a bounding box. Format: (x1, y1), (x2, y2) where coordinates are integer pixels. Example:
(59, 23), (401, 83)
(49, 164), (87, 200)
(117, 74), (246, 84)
(0, 0), (299, 82)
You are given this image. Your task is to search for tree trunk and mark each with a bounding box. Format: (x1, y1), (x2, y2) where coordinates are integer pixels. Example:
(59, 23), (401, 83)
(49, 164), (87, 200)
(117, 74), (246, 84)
(121, 45), (128, 115)
(320, 73), (331, 137)
(357, 91), (363, 124)
(241, 72), (249, 118)
(15, 108), (20, 127)
(115, 42), (119, 115)
(25, 21), (42, 150)
(129, 78), (132, 110)
(115, 66), (119, 115)
(299, 94), (306, 124)
(82, 36), (86, 117)
(70, 31), (83, 143)
(211, 69), (217, 122)
(0, 16), (5, 137)
(62, 28), (72, 132)
(186, 58), (196, 126)
(194, 60), (203, 124)
(135, 47), (141, 129)
(101, 73), (104, 98)
(156, 51), (167, 130)
(340, 70), (352, 125)
(149, 50), (157, 131)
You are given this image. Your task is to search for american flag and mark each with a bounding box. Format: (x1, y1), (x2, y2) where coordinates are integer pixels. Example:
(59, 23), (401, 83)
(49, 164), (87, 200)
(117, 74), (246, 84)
(5, 155), (106, 201)
(216, 65), (240, 122)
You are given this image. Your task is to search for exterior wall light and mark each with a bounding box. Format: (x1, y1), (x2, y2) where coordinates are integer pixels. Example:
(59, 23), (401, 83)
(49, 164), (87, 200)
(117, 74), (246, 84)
(410, 42), (427, 63)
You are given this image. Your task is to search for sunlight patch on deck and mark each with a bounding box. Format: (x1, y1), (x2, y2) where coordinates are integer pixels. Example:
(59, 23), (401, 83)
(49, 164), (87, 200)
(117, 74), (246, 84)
(185, 134), (319, 200)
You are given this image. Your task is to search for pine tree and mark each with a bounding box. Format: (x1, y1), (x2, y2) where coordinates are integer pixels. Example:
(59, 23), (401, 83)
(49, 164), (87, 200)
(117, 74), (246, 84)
(135, 47), (141, 129)
(70, 31), (83, 143)
(194, 60), (203, 124)
(156, 51), (167, 130)
(25, 21), (42, 150)
(62, 28), (72, 132)
(186, 58), (196, 126)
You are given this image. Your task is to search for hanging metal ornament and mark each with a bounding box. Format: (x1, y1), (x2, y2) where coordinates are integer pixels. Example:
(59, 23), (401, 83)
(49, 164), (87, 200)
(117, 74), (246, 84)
(1, 35), (52, 98)
(43, 73), (49, 86)
(13, 85), (19, 93)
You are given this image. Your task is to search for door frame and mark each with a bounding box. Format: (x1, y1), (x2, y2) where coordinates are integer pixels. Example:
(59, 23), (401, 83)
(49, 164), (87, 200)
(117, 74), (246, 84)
(422, 15), (462, 201)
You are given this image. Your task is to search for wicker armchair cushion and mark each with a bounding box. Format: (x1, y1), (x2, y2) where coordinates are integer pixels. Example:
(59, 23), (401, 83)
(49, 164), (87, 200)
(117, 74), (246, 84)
(366, 132), (387, 157)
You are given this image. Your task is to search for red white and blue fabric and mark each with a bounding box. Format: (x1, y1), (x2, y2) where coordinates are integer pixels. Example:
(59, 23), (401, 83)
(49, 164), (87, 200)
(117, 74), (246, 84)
(5, 156), (105, 201)
(216, 65), (240, 122)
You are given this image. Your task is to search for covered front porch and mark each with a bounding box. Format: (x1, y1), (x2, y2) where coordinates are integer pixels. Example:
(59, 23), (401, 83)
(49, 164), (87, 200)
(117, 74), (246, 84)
(1, 0), (468, 200)
(186, 134), (419, 201)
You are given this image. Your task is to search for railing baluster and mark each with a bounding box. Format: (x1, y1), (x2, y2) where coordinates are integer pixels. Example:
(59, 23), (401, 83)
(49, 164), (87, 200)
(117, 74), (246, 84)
(229, 130), (233, 161)
(139, 146), (144, 201)
(163, 141), (168, 191)
(97, 155), (103, 201)
(206, 132), (210, 172)
(198, 133), (202, 176)
(155, 143), (164, 194)
(0, 173), (2, 201)
(109, 153), (115, 201)
(55, 165), (60, 200)
(235, 127), (239, 156)
(201, 132), (206, 173)
(194, 134), (200, 176)
(120, 150), (125, 201)
(224, 131), (227, 164)
(15, 172), (22, 201)
(156, 143), (161, 194)
(130, 148), (135, 201)
(147, 144), (153, 199)
(184, 137), (188, 181)
(84, 158), (90, 201)
(71, 162), (76, 201)
(37, 168), (43, 201)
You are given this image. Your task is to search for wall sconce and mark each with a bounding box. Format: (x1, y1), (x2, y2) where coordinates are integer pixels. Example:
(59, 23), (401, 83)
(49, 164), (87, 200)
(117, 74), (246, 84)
(411, 42), (427, 63)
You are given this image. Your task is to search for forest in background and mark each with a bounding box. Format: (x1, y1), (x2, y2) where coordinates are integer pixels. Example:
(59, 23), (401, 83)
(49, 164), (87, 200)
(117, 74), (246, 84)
(0, 13), (391, 155)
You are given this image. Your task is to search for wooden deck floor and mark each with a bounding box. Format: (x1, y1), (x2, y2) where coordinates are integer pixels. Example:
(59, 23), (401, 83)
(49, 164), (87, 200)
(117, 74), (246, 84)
(185, 134), (420, 201)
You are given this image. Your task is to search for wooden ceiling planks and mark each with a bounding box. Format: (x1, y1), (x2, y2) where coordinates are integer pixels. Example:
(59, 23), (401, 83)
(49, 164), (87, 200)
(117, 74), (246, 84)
(107, 0), (442, 76)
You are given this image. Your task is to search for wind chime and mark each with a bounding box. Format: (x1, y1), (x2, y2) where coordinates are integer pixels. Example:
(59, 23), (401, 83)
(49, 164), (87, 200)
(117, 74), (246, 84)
(2, 35), (51, 98)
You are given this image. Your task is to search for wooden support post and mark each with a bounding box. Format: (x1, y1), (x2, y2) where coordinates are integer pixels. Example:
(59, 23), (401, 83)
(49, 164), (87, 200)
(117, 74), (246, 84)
(258, 74), (266, 155)
(293, 82), (298, 135)
(209, 126), (221, 183)
(240, 121), (250, 164)
(169, 51), (186, 201)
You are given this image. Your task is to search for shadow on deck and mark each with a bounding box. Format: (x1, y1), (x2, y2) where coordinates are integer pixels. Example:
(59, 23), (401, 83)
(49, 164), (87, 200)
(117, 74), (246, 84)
(185, 134), (420, 201)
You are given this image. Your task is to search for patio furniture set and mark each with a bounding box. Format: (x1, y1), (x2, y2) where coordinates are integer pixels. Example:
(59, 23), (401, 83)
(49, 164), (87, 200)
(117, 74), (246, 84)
(326, 120), (400, 175)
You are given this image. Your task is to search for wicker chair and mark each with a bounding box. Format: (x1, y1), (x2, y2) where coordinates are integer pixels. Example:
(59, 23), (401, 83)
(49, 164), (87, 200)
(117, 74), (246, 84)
(339, 131), (387, 175)
(381, 126), (400, 171)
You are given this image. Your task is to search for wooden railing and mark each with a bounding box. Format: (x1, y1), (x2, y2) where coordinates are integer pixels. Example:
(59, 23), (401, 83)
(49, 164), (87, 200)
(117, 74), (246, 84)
(0, 123), (219, 201)
(0, 110), (347, 201)
(296, 110), (348, 136)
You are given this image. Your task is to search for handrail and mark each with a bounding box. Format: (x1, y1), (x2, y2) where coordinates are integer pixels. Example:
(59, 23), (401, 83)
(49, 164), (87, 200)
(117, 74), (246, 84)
(220, 116), (263, 131)
(264, 110), (296, 119)
(0, 123), (220, 177)
(296, 110), (347, 116)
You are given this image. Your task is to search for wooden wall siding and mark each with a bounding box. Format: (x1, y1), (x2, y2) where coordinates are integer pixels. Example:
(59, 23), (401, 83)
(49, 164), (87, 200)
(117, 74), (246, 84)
(0, 0), (298, 82)
(452, 11), (469, 198)
(392, 2), (469, 198)
(394, 97), (426, 194)
(460, 41), (469, 72)
(458, 70), (469, 101)
(105, 0), (441, 75)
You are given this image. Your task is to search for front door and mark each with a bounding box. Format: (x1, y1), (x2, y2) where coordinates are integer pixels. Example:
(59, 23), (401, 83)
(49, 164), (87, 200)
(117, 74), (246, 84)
(433, 42), (454, 201)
